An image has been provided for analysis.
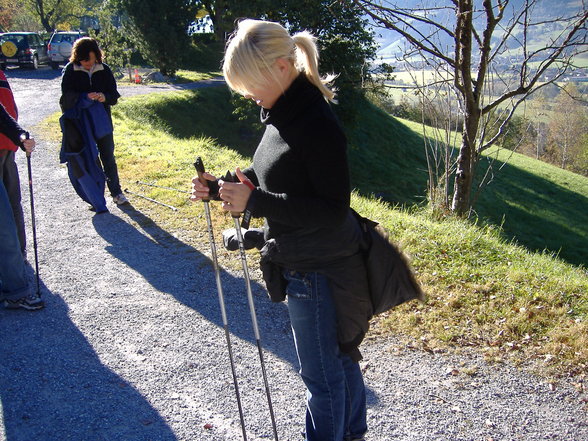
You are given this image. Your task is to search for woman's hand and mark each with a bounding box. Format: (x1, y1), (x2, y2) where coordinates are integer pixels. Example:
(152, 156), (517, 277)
(218, 167), (254, 213)
(88, 92), (105, 102)
(191, 172), (216, 201)
(21, 137), (35, 154)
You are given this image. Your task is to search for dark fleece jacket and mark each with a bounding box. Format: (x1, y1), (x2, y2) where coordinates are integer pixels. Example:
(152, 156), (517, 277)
(60, 62), (120, 120)
(241, 74), (373, 360)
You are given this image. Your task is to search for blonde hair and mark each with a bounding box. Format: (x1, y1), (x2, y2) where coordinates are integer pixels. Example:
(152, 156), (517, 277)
(222, 19), (337, 102)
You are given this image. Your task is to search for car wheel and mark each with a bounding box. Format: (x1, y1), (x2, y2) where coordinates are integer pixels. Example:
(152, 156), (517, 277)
(32, 55), (39, 70)
(50, 61), (59, 70)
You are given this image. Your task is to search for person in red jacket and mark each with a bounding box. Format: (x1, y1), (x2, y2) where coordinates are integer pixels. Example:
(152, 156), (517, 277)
(0, 103), (44, 310)
(0, 70), (27, 257)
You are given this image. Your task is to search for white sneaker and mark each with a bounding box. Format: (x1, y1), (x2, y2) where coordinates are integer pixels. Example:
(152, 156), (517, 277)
(113, 193), (129, 205)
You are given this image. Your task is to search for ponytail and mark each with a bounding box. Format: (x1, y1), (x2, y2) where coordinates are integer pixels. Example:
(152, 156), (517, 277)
(292, 31), (337, 103)
(223, 20), (338, 103)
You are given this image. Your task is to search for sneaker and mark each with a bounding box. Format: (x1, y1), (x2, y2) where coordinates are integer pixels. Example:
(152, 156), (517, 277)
(113, 193), (129, 205)
(4, 295), (44, 311)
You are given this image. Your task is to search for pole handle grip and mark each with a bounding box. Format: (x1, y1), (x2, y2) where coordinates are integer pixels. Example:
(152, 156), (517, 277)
(193, 156), (210, 202)
(22, 131), (31, 158)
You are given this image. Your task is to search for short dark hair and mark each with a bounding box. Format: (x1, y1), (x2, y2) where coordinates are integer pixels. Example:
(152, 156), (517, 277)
(70, 37), (103, 64)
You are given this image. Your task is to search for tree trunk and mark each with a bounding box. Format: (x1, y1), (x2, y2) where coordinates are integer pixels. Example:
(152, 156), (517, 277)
(451, 112), (479, 216)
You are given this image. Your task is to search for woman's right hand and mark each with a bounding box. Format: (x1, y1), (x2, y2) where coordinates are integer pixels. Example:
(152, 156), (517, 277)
(191, 172), (216, 201)
(21, 138), (35, 154)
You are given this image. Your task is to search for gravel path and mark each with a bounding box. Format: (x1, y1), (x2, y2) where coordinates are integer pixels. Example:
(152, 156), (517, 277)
(0, 66), (586, 441)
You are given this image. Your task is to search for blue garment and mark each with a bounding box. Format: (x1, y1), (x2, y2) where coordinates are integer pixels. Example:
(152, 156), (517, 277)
(59, 95), (112, 212)
(0, 150), (25, 254)
(284, 270), (367, 441)
(0, 179), (31, 301)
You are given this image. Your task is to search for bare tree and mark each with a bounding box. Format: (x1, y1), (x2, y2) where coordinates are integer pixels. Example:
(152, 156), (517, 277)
(354, 0), (588, 216)
(546, 83), (587, 171)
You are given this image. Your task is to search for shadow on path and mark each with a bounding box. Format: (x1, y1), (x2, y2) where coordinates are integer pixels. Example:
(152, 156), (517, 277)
(91, 205), (299, 368)
(91, 205), (382, 407)
(0, 281), (177, 441)
(3, 66), (62, 81)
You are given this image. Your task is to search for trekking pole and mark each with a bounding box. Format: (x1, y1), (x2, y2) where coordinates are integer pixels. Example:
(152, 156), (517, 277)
(227, 172), (278, 441)
(24, 132), (40, 297)
(135, 180), (190, 194)
(123, 188), (178, 211)
(231, 213), (279, 441)
(194, 157), (248, 441)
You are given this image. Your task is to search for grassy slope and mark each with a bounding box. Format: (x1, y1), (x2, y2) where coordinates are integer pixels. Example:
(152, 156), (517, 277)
(98, 87), (587, 378)
(350, 102), (588, 268)
(35, 35), (584, 374)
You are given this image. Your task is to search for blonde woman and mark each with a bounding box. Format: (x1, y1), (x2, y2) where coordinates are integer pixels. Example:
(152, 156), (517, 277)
(192, 19), (371, 441)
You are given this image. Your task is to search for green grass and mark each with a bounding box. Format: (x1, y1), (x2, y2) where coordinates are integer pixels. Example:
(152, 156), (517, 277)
(371, 114), (588, 267)
(42, 78), (588, 377)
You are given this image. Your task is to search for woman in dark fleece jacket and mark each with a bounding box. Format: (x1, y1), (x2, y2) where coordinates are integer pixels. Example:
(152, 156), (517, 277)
(192, 19), (369, 441)
(60, 37), (127, 205)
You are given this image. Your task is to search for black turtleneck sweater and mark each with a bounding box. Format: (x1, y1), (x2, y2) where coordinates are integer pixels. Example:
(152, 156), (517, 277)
(244, 75), (373, 359)
(244, 74), (350, 240)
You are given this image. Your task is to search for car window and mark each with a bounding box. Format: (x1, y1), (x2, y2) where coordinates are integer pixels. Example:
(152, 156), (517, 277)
(53, 33), (79, 44)
(3, 35), (26, 48)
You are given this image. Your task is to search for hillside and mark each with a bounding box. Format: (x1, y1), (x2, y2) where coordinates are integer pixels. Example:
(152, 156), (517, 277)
(374, 0), (588, 68)
(73, 84), (586, 376)
(108, 83), (588, 267)
(17, 72), (569, 375)
(345, 98), (588, 267)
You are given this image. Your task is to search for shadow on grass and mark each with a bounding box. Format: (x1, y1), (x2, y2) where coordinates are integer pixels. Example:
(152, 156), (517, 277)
(346, 99), (587, 267)
(120, 87), (587, 267)
(474, 160), (588, 267)
(0, 278), (178, 441)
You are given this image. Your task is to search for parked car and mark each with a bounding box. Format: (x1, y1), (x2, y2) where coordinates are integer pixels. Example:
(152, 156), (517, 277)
(47, 31), (87, 69)
(0, 32), (50, 70)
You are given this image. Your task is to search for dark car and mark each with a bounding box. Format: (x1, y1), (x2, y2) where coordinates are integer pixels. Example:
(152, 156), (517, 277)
(0, 32), (50, 70)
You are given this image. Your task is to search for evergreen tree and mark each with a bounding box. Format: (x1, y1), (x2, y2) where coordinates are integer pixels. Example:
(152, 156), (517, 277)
(118, 0), (196, 76)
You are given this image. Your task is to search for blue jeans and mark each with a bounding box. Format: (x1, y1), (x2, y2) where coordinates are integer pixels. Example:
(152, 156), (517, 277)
(0, 180), (31, 301)
(284, 270), (367, 441)
(96, 133), (122, 197)
(0, 151), (26, 255)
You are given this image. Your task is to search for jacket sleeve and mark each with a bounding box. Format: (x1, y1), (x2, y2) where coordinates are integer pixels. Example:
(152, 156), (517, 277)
(103, 65), (121, 106)
(0, 103), (25, 148)
(60, 64), (80, 111)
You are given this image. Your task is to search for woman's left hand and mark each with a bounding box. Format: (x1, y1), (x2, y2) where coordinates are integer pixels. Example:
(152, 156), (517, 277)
(219, 167), (254, 213)
(88, 92), (106, 102)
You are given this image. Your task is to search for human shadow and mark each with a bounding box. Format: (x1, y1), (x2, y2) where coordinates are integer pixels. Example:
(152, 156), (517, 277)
(92, 206), (381, 406)
(0, 280), (178, 441)
(91, 205), (299, 368)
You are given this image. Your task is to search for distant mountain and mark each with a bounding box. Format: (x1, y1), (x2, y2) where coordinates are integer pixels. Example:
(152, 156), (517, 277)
(371, 0), (586, 64)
